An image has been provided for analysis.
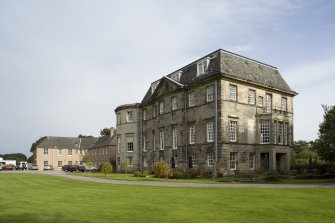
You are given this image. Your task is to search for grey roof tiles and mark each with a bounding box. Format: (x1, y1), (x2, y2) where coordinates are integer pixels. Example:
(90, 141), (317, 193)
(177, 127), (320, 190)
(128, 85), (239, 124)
(141, 49), (296, 104)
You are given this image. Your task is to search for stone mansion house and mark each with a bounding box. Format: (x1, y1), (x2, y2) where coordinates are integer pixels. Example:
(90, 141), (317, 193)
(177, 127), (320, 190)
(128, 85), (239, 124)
(115, 49), (297, 175)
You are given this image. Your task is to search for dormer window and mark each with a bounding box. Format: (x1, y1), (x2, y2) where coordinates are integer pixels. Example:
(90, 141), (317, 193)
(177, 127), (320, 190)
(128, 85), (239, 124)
(170, 71), (182, 82)
(151, 80), (160, 95)
(197, 58), (209, 76)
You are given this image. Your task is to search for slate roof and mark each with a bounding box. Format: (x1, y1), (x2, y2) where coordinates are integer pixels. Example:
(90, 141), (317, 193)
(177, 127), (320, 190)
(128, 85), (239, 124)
(91, 135), (116, 148)
(141, 49), (297, 104)
(38, 136), (97, 149)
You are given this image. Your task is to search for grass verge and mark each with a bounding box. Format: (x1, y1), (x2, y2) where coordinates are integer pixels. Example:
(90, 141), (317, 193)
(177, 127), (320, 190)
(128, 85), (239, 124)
(0, 173), (335, 223)
(73, 172), (335, 184)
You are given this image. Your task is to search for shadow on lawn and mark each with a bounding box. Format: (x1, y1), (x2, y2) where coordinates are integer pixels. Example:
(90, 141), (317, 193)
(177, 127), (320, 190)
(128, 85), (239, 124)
(0, 212), (91, 223)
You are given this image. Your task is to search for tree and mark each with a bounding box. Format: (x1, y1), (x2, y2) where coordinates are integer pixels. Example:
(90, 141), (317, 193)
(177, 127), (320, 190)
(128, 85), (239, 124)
(27, 155), (34, 163)
(292, 140), (319, 167)
(82, 154), (91, 164)
(0, 153), (27, 162)
(78, 134), (94, 138)
(293, 140), (310, 154)
(314, 105), (335, 162)
(100, 128), (111, 136)
(100, 163), (112, 176)
(30, 136), (47, 152)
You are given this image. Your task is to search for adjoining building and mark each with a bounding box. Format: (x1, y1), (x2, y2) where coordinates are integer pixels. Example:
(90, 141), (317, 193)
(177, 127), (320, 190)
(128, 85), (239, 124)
(88, 134), (116, 170)
(115, 49), (297, 175)
(34, 137), (97, 171)
(0, 157), (16, 166)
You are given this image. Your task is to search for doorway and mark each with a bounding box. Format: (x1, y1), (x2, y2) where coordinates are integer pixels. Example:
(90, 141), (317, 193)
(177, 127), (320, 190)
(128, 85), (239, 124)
(260, 153), (269, 171)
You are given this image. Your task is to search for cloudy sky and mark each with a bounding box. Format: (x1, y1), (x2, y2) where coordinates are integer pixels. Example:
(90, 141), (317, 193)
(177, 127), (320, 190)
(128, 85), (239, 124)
(0, 0), (334, 157)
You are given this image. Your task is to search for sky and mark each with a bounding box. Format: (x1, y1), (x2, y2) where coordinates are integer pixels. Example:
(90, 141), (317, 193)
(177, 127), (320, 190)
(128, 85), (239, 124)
(0, 0), (334, 157)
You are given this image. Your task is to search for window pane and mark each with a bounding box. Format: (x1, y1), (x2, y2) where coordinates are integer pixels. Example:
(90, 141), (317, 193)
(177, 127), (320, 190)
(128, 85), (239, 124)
(171, 97), (177, 110)
(189, 92), (195, 107)
(172, 127), (178, 149)
(207, 153), (214, 167)
(229, 85), (237, 101)
(189, 125), (196, 144)
(197, 59), (208, 76)
(159, 101), (164, 114)
(281, 97), (287, 111)
(143, 136), (146, 151)
(207, 86), (214, 102)
(127, 157), (133, 166)
(207, 122), (214, 142)
(160, 130), (164, 150)
(127, 137), (134, 152)
(258, 96), (263, 107)
(229, 121), (237, 142)
(248, 90), (256, 104)
(266, 94), (272, 113)
(127, 111), (133, 122)
(260, 121), (270, 144)
(117, 137), (121, 153)
(230, 152), (237, 170)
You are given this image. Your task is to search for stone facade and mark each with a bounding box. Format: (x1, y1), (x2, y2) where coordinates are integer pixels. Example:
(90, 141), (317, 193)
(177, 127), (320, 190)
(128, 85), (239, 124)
(116, 49), (297, 175)
(115, 103), (141, 172)
(88, 134), (116, 169)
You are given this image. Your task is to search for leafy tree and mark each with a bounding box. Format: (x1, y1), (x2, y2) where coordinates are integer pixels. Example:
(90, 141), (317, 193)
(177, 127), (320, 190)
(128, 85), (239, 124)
(27, 155), (34, 163)
(293, 140), (310, 154)
(100, 163), (112, 176)
(314, 105), (335, 162)
(100, 128), (111, 136)
(292, 140), (319, 167)
(82, 154), (91, 164)
(0, 153), (27, 162)
(30, 136), (47, 152)
(78, 134), (94, 138)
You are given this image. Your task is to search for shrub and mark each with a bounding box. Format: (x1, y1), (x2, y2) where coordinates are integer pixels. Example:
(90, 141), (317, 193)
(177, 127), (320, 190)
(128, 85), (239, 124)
(133, 170), (141, 177)
(203, 171), (213, 178)
(153, 161), (170, 178)
(262, 170), (281, 182)
(100, 163), (112, 176)
(173, 171), (183, 179)
(189, 170), (198, 179)
(143, 169), (153, 177)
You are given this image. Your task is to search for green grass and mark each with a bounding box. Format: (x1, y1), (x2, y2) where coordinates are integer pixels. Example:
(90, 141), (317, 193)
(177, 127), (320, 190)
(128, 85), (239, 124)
(1, 173), (334, 223)
(74, 172), (218, 183)
(74, 172), (335, 184)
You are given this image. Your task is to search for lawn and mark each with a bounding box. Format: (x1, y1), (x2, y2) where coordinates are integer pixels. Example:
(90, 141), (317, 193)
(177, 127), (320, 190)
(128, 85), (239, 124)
(0, 173), (334, 223)
(74, 172), (335, 184)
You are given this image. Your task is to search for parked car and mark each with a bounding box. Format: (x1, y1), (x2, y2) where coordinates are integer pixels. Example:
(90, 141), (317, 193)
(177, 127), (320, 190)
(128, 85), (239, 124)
(77, 165), (85, 172)
(44, 165), (54, 170)
(31, 164), (38, 170)
(85, 166), (97, 172)
(0, 165), (2, 171)
(2, 164), (14, 170)
(61, 165), (69, 171)
(16, 162), (27, 170)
